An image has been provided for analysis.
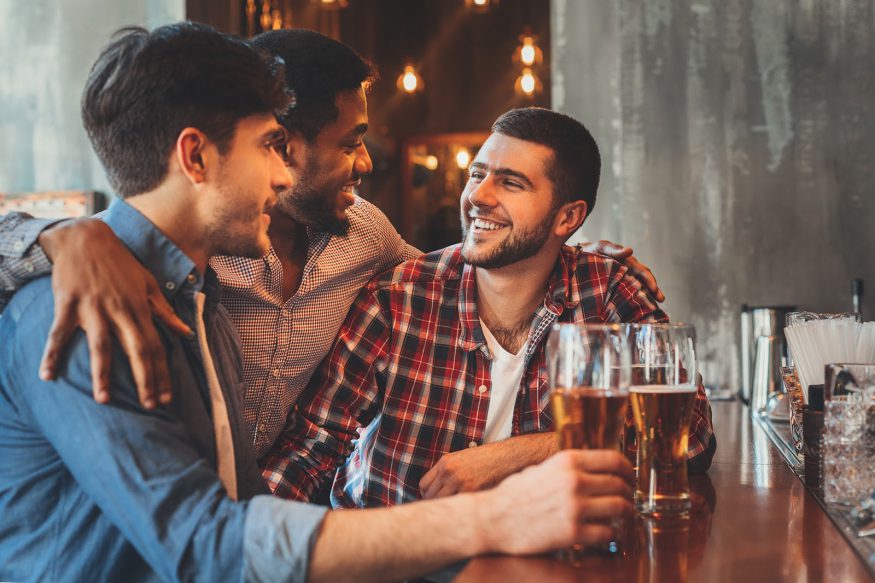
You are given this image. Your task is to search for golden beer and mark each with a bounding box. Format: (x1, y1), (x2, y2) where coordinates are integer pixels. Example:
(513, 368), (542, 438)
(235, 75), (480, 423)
(630, 385), (697, 516)
(552, 387), (628, 450)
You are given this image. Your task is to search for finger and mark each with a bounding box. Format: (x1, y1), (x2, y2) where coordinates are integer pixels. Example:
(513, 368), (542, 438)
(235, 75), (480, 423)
(419, 466), (438, 494)
(432, 481), (460, 499)
(573, 523), (615, 547)
(565, 450), (635, 482)
(136, 306), (172, 405)
(84, 312), (113, 405)
(596, 240), (632, 259)
(577, 496), (635, 523)
(421, 475), (445, 500)
(114, 314), (157, 410)
(147, 279), (191, 337)
(39, 295), (79, 382)
(625, 256), (664, 301)
(577, 473), (634, 499)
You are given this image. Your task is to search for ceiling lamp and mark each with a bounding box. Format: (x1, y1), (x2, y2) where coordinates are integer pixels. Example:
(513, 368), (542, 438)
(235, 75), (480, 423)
(465, 0), (498, 13)
(514, 67), (543, 97)
(397, 64), (424, 94)
(514, 34), (543, 67)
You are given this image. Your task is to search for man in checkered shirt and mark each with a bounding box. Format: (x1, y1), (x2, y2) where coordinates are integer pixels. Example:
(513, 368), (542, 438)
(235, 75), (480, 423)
(0, 32), (666, 489)
(263, 107), (716, 508)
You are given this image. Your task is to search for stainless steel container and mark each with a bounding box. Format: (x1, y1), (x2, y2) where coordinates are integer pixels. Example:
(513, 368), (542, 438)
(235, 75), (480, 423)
(740, 305), (797, 403)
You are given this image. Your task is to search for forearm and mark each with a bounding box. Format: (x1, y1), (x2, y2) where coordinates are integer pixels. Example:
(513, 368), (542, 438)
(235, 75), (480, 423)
(487, 432), (558, 482)
(308, 492), (488, 583)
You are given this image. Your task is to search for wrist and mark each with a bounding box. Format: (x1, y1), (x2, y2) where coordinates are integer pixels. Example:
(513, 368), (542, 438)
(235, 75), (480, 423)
(38, 218), (109, 263)
(467, 489), (502, 556)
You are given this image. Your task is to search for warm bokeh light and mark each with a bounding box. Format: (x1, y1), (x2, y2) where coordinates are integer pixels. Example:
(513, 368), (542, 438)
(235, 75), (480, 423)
(397, 65), (424, 94)
(514, 34), (543, 67)
(521, 43), (536, 66)
(425, 155), (439, 170)
(514, 67), (542, 97)
(455, 148), (471, 169)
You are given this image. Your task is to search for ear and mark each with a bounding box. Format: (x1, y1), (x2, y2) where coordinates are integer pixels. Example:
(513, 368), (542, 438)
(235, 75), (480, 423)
(554, 200), (588, 238)
(175, 127), (214, 185)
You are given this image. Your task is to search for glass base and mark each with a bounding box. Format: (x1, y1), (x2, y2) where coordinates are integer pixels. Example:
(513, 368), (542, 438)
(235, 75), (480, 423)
(636, 494), (691, 518)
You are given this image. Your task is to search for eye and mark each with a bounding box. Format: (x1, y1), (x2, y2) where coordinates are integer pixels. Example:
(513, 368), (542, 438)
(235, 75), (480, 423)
(468, 170), (485, 181)
(269, 139), (290, 162)
(503, 179), (523, 190)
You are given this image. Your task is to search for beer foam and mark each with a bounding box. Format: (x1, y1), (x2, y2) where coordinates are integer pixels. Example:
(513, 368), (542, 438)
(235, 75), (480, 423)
(629, 384), (697, 393)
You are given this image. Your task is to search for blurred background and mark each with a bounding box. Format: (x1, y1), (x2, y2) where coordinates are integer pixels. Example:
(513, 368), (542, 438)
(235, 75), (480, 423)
(1, 0), (874, 393)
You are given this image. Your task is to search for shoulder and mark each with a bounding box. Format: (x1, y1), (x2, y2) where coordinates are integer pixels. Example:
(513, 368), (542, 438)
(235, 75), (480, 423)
(365, 244), (464, 292)
(346, 197), (398, 242)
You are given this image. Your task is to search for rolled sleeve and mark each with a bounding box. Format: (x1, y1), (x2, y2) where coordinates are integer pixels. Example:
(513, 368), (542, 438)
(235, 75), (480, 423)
(0, 213), (60, 310)
(244, 496), (327, 583)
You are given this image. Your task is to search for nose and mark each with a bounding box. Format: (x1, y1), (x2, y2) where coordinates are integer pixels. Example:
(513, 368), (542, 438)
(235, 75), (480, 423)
(272, 149), (294, 193)
(464, 175), (497, 209)
(354, 142), (373, 177)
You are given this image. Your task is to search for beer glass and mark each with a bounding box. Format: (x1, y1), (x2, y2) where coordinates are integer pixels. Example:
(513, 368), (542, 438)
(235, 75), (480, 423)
(627, 323), (698, 517)
(547, 323), (631, 556)
(547, 323), (632, 451)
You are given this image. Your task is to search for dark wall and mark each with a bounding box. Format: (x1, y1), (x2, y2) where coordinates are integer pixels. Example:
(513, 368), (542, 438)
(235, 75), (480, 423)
(186, 0), (550, 229)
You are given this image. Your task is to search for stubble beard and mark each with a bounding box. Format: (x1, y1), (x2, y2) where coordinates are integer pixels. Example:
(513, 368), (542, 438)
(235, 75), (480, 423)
(460, 210), (554, 269)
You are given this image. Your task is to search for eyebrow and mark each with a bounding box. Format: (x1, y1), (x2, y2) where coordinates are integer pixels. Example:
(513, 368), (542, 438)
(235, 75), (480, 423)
(261, 127), (288, 143)
(343, 123), (369, 140)
(469, 161), (534, 189)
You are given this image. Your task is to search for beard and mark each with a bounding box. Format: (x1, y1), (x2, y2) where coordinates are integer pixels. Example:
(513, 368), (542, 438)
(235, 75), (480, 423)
(276, 150), (351, 236)
(460, 209), (554, 269)
(207, 182), (269, 260)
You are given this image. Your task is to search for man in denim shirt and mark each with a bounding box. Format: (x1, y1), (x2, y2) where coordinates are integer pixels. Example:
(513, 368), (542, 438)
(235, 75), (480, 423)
(0, 22), (639, 583)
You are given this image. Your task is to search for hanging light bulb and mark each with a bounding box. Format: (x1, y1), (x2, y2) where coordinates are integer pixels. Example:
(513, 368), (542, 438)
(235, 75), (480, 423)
(396, 64), (424, 94)
(514, 67), (542, 97)
(514, 34), (543, 67)
(465, 0), (498, 12)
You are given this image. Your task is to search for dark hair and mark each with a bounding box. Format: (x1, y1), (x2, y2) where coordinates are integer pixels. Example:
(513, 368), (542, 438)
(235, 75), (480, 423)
(81, 22), (291, 198)
(252, 29), (376, 142)
(491, 107), (600, 216)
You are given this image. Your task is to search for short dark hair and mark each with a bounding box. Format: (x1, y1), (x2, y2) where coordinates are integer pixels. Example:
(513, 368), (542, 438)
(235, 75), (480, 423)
(491, 107), (601, 216)
(81, 22), (291, 198)
(252, 29), (377, 142)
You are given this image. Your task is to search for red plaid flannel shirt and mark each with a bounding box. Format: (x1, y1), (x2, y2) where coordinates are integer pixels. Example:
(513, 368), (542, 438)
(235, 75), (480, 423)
(260, 244), (714, 507)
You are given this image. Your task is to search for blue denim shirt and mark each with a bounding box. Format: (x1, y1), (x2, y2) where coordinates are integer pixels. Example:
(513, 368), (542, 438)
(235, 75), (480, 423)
(0, 199), (326, 582)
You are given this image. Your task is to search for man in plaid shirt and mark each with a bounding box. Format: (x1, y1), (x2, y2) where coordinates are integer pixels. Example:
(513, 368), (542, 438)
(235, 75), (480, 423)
(263, 107), (716, 508)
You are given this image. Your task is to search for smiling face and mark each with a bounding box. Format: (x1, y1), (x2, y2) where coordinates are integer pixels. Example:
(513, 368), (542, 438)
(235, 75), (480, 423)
(459, 132), (561, 269)
(207, 113), (292, 258)
(276, 86), (372, 235)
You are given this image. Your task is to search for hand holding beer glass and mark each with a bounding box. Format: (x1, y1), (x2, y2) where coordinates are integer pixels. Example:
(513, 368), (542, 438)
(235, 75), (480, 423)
(627, 323), (698, 517)
(547, 323), (632, 554)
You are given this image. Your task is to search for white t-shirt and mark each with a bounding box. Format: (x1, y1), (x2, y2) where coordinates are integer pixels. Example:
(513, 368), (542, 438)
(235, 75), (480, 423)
(480, 319), (529, 443)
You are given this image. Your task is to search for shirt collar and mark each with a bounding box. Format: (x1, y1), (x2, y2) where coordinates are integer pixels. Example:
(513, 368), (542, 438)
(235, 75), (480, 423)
(102, 198), (202, 301)
(456, 245), (581, 352)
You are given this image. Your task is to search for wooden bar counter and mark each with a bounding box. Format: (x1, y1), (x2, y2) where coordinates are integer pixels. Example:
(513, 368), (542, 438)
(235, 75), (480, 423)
(454, 401), (875, 582)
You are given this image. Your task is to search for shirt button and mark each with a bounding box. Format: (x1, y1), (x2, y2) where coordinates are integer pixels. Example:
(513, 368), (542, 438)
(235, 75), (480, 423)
(272, 368), (281, 377)
(259, 422), (266, 431)
(478, 384), (487, 394)
(165, 281), (176, 291)
(469, 441), (478, 448)
(23, 261), (34, 273)
(186, 274), (197, 284)
(12, 240), (23, 251)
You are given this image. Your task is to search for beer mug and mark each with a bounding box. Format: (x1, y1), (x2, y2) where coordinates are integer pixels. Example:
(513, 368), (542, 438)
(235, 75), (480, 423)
(626, 323), (698, 517)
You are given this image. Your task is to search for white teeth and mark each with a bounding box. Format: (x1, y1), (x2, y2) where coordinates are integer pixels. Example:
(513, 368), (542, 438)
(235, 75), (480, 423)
(472, 218), (504, 231)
